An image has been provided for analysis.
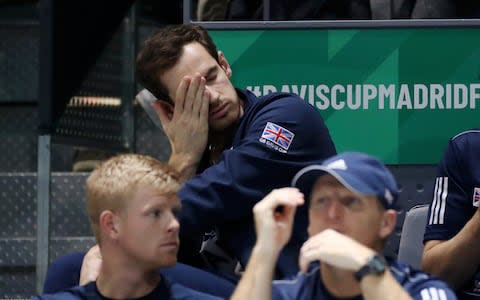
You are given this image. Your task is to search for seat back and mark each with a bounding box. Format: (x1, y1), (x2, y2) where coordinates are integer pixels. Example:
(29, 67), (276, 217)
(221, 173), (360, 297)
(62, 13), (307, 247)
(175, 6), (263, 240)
(397, 204), (429, 269)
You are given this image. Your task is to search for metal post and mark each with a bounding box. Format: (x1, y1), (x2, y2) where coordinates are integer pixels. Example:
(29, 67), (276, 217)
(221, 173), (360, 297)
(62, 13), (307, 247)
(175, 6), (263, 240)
(36, 134), (51, 292)
(183, 0), (191, 23)
(122, 4), (136, 151)
(37, 0), (54, 292)
(263, 0), (270, 21)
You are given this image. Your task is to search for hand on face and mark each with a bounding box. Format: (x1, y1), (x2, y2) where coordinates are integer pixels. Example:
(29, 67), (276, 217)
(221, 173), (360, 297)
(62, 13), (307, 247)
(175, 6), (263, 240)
(80, 244), (103, 285)
(152, 73), (210, 165)
(299, 229), (374, 273)
(253, 188), (304, 254)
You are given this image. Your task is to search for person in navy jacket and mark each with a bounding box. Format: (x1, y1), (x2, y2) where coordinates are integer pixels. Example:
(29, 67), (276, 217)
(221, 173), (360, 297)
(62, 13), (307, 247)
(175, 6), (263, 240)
(422, 129), (480, 295)
(79, 23), (336, 283)
(35, 154), (221, 300)
(232, 152), (457, 300)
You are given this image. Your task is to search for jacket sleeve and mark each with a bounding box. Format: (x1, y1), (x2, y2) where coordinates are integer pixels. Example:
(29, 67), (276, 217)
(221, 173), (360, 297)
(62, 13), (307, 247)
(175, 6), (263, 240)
(410, 279), (458, 300)
(423, 136), (473, 243)
(178, 95), (336, 236)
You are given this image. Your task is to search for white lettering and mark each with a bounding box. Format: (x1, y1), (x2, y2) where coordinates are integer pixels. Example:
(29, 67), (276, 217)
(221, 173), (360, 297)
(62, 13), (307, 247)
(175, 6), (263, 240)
(362, 84), (377, 109)
(247, 86), (262, 97)
(291, 85), (309, 101)
(397, 84), (412, 109)
(263, 85), (277, 95)
(247, 83), (478, 111)
(347, 85), (361, 110)
(280, 85), (290, 93)
(445, 84), (452, 109)
(454, 84), (468, 109)
(307, 85), (314, 106)
(315, 85), (330, 110)
(413, 84), (428, 109)
(331, 84), (345, 110)
(470, 83), (480, 109)
(378, 84), (395, 110)
(430, 84), (444, 109)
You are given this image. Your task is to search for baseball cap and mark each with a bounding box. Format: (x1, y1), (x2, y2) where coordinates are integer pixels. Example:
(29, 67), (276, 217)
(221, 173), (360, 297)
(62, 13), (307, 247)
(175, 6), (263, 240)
(291, 152), (398, 209)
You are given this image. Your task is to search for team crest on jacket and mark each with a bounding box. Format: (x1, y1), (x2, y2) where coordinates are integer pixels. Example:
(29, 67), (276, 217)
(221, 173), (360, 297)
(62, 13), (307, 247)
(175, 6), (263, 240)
(259, 122), (295, 153)
(474, 187), (480, 207)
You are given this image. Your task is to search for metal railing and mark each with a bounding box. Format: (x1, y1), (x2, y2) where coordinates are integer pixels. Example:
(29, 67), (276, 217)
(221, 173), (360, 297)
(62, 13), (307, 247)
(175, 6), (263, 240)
(183, 0), (480, 29)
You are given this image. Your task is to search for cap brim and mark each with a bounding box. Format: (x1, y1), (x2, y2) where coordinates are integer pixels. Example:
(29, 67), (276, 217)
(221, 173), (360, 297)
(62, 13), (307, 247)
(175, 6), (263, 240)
(291, 165), (327, 195)
(291, 165), (364, 197)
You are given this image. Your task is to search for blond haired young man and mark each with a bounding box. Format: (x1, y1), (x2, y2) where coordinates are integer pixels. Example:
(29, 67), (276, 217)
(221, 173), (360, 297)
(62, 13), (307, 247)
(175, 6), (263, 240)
(35, 154), (220, 299)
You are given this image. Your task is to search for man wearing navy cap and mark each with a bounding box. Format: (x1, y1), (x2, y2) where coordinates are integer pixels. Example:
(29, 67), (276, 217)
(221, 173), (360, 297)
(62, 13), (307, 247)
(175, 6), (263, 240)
(232, 152), (457, 300)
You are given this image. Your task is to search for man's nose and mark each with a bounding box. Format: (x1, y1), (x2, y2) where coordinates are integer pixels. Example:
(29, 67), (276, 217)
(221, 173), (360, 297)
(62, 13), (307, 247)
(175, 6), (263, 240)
(205, 86), (219, 102)
(327, 201), (343, 219)
(168, 213), (180, 233)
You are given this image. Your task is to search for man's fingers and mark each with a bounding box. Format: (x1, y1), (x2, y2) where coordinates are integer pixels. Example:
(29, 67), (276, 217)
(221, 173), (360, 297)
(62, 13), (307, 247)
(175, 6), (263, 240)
(199, 88), (210, 120)
(254, 188), (304, 227)
(299, 229), (370, 272)
(300, 230), (335, 257)
(299, 251), (312, 273)
(174, 76), (190, 114)
(192, 77), (206, 116)
(299, 242), (325, 273)
(185, 74), (201, 112)
(280, 203), (299, 220)
(255, 188), (304, 213)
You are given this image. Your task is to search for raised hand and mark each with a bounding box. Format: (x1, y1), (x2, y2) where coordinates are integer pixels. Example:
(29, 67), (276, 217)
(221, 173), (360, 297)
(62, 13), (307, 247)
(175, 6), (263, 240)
(152, 73), (210, 180)
(253, 188), (304, 254)
(299, 229), (374, 273)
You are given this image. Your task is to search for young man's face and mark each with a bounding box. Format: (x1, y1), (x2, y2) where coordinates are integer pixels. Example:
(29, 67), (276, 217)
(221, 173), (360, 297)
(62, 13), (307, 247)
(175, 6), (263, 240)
(160, 42), (243, 132)
(116, 186), (181, 269)
(307, 175), (391, 249)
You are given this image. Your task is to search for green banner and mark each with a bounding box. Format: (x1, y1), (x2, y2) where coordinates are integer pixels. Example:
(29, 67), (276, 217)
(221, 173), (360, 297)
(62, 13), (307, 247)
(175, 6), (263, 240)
(210, 28), (480, 164)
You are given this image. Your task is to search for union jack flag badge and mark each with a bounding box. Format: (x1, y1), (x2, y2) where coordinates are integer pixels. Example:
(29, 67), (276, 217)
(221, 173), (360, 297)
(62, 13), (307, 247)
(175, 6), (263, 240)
(474, 187), (480, 207)
(260, 122), (295, 153)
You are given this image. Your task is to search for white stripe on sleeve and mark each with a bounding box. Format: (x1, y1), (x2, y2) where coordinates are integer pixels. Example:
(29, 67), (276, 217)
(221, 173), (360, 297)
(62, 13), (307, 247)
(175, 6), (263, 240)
(429, 178), (439, 225)
(439, 178), (448, 224)
(429, 177), (448, 225)
(429, 287), (440, 300)
(421, 288), (431, 300)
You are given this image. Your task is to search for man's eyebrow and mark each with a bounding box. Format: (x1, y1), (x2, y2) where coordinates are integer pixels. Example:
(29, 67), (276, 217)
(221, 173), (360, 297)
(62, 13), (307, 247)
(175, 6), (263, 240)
(142, 202), (164, 212)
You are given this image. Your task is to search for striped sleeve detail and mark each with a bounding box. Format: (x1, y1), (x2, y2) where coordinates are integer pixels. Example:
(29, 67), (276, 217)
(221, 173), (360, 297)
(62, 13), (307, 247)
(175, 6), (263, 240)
(428, 177), (448, 225)
(420, 287), (448, 300)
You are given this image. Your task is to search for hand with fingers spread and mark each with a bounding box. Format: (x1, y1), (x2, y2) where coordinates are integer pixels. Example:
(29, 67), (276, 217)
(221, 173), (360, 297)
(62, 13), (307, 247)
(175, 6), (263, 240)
(152, 73), (210, 181)
(299, 229), (374, 273)
(253, 188), (305, 255)
(231, 188), (304, 300)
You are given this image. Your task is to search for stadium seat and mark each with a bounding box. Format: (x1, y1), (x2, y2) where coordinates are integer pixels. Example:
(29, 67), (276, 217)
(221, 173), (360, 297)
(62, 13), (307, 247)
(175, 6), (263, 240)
(397, 204), (429, 269)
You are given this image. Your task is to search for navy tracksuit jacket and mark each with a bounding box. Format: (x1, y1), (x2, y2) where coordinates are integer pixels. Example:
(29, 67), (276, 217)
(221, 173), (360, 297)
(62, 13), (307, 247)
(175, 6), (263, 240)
(179, 89), (337, 279)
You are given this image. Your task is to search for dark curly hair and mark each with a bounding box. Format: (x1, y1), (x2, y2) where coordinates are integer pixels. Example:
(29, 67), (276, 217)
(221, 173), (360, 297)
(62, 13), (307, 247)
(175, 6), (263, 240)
(136, 24), (219, 104)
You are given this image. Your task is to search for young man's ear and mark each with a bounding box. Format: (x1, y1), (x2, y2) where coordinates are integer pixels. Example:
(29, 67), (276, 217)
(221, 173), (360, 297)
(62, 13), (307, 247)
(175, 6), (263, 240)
(99, 210), (120, 240)
(218, 51), (232, 78)
(378, 209), (397, 239)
